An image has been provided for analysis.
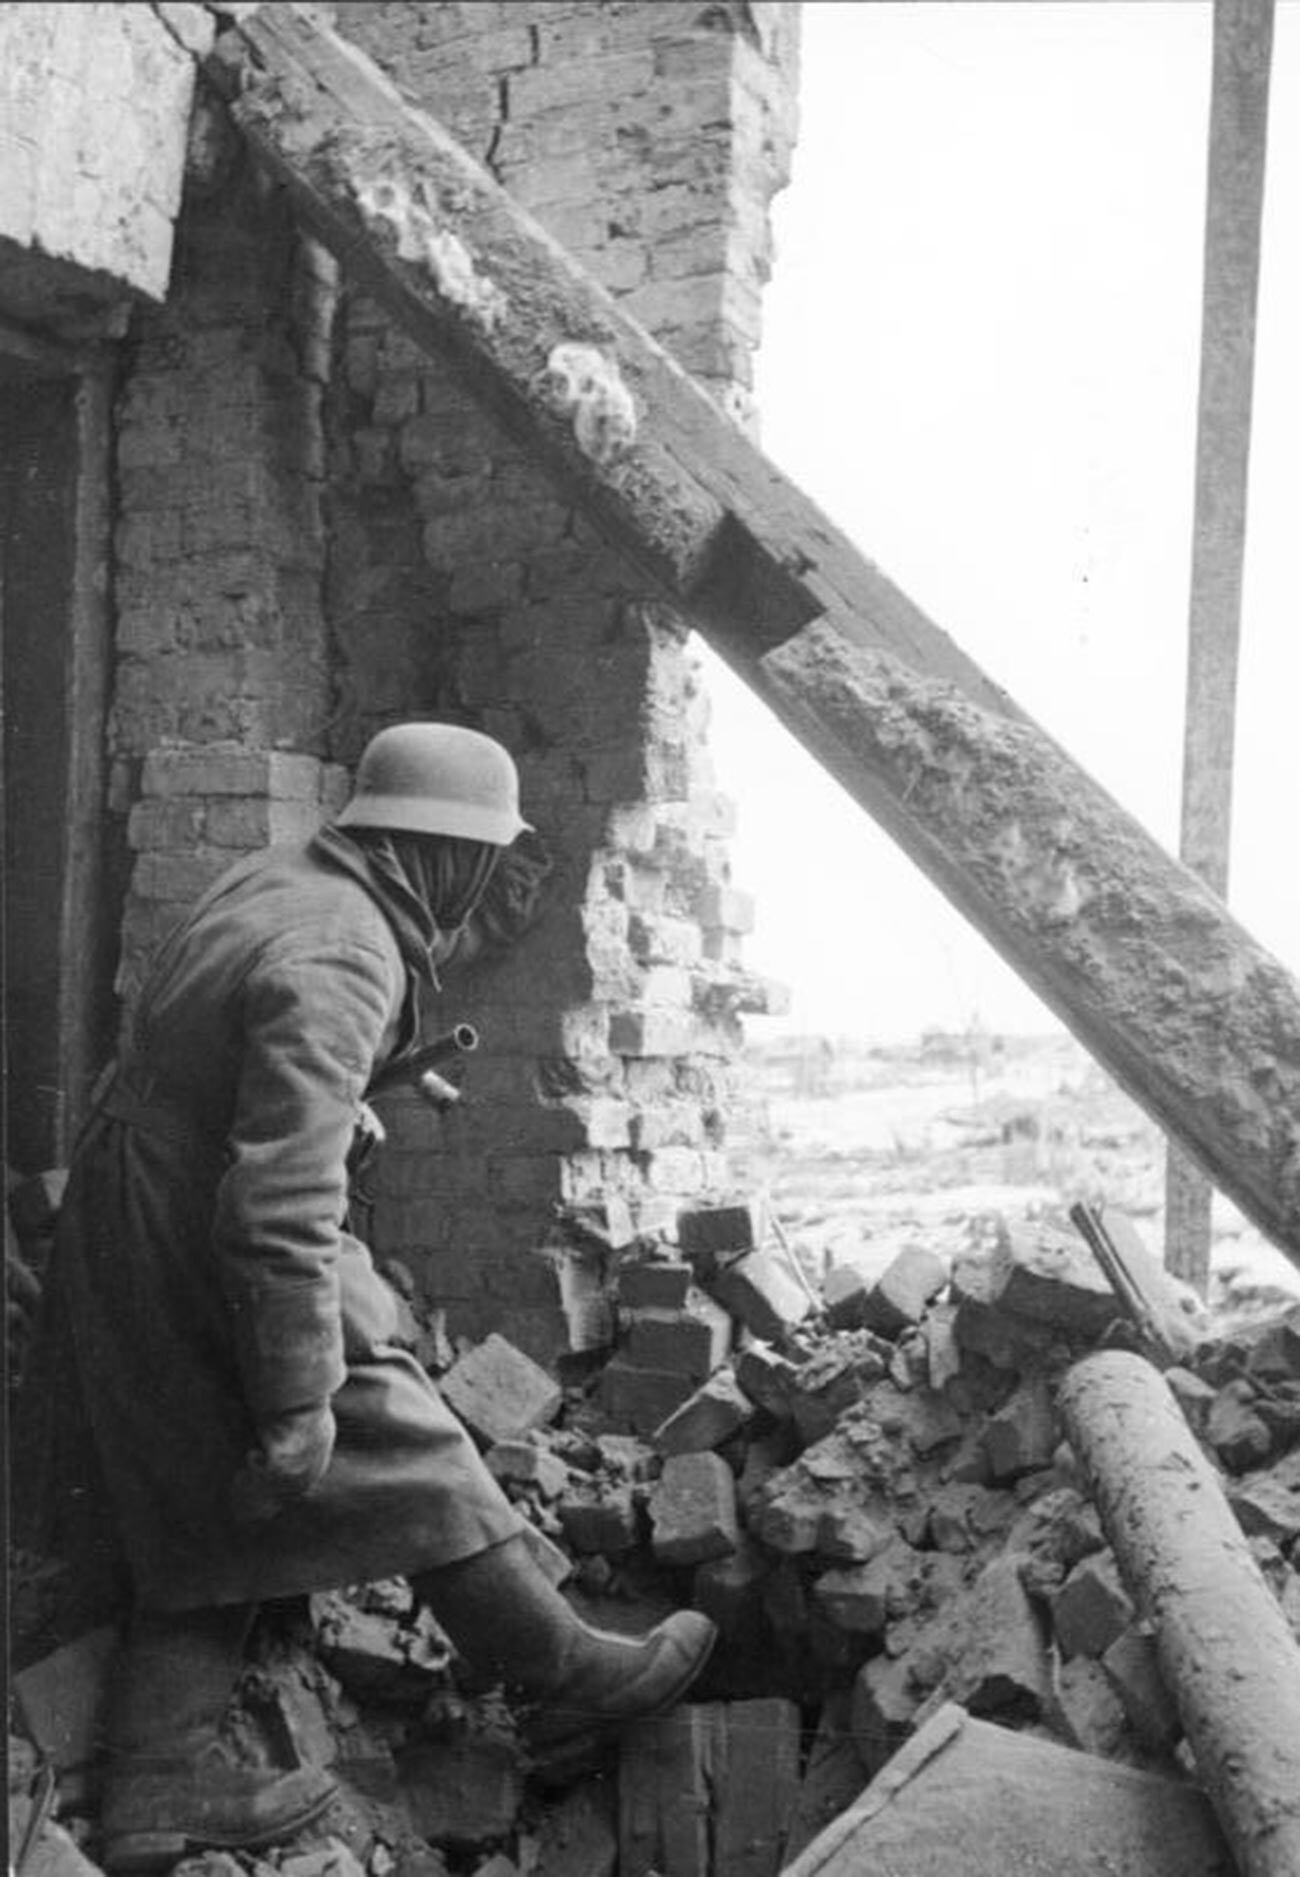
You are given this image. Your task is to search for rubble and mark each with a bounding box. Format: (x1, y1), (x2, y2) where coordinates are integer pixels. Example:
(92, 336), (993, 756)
(11, 1193), (1300, 1876)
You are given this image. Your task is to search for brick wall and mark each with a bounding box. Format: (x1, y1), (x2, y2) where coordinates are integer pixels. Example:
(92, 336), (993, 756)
(110, 140), (342, 1005)
(103, 0), (800, 1362)
(325, 0), (800, 1359)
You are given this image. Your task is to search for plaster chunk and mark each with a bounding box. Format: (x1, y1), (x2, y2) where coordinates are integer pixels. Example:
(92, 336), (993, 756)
(544, 342), (638, 465)
(356, 172), (508, 330)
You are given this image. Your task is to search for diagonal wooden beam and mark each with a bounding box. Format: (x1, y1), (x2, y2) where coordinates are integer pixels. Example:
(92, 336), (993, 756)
(205, 5), (1300, 1267)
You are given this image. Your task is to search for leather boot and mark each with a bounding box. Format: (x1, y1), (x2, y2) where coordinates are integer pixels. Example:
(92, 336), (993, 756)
(413, 1534), (717, 1748)
(101, 1606), (336, 1872)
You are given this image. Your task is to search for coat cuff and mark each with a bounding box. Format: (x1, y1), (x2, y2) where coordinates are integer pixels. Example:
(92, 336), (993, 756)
(233, 1283), (348, 1418)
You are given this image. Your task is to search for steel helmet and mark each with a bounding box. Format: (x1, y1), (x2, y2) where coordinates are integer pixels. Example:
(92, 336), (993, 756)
(335, 723), (531, 845)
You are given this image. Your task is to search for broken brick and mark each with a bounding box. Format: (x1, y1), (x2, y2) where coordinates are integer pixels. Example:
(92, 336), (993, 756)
(916, 1554), (1053, 1720)
(624, 1292), (732, 1381)
(1205, 1379), (1274, 1473)
(556, 1482), (642, 1554)
(1101, 1627), (1182, 1753)
(654, 1366), (754, 1456)
(733, 1341), (801, 1419)
(397, 1732), (525, 1849)
(617, 1258), (694, 1310)
(811, 1543), (917, 1637)
(861, 1243), (948, 1340)
(1227, 1449), (1300, 1548)
(677, 1197), (767, 1261)
(598, 1353), (695, 1435)
(848, 1651), (920, 1777)
(649, 1452), (739, 1567)
(1050, 1654), (1129, 1757)
(711, 1250), (812, 1342)
(439, 1333), (562, 1447)
(981, 1377), (1057, 1483)
(485, 1440), (570, 1499)
(821, 1263), (870, 1331)
(1051, 1552), (1135, 1660)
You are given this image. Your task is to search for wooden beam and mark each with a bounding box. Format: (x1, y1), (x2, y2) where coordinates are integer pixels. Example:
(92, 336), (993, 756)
(1165, 0), (1274, 1292)
(1061, 1352), (1300, 1876)
(205, 6), (1300, 1268)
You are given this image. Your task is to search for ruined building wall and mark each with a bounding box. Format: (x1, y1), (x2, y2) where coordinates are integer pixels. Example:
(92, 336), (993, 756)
(101, 0), (801, 1363)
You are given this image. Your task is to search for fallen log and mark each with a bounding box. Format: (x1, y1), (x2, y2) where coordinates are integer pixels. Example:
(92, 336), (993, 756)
(1059, 1350), (1300, 1877)
(205, 6), (1300, 1265)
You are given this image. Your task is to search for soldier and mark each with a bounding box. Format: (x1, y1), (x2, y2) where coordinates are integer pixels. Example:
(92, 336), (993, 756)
(21, 723), (714, 1870)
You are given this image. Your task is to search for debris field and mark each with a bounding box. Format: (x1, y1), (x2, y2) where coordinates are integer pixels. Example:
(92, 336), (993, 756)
(9, 1184), (1300, 1877)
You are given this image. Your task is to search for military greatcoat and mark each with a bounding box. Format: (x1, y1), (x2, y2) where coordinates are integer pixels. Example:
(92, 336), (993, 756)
(28, 834), (520, 1613)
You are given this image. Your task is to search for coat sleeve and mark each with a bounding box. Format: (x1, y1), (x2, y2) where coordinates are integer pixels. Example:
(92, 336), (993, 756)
(213, 936), (403, 1418)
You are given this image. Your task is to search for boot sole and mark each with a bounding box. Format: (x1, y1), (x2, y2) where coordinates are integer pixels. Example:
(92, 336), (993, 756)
(101, 1780), (339, 1872)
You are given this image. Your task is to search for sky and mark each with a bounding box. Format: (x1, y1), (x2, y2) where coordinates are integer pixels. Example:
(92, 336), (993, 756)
(701, 0), (1300, 1043)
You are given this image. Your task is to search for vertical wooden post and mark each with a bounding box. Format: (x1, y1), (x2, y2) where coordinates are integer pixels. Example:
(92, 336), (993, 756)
(1165, 0), (1274, 1291)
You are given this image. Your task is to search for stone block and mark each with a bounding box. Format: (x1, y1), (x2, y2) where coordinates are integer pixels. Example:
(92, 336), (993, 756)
(654, 1367), (754, 1456)
(981, 1378), (1058, 1483)
(625, 1294), (732, 1381)
(439, 1333), (562, 1447)
(1051, 1553), (1135, 1660)
(712, 1249), (812, 1342)
(861, 1243), (948, 1339)
(649, 1452), (739, 1567)
(1102, 1627), (1182, 1752)
(617, 1258), (694, 1309)
(599, 1354), (695, 1436)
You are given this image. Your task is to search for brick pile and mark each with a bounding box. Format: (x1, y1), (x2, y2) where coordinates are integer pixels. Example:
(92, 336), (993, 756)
(12, 1191), (1300, 1876)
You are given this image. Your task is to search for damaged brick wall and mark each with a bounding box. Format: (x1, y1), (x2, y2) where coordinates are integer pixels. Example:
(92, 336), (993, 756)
(321, 0), (801, 1359)
(110, 130), (345, 1006)
(93, 0), (799, 1360)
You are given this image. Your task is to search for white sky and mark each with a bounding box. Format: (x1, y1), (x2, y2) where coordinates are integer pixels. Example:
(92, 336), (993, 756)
(703, 0), (1300, 1042)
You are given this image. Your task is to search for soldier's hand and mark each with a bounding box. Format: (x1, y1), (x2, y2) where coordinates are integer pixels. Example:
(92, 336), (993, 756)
(231, 1401), (336, 1523)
